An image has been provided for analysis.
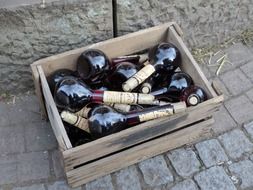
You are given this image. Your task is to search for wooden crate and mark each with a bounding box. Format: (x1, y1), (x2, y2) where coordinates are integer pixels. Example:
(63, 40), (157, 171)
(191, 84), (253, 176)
(31, 22), (223, 187)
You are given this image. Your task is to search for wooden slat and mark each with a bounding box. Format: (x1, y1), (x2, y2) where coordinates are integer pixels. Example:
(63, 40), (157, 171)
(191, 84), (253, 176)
(63, 95), (222, 171)
(37, 65), (72, 150)
(30, 64), (47, 118)
(66, 118), (213, 187)
(168, 26), (217, 98)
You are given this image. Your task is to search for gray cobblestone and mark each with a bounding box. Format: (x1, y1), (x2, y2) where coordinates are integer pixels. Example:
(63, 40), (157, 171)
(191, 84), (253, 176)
(170, 179), (198, 190)
(212, 105), (237, 134)
(114, 166), (142, 190)
(250, 154), (253, 161)
(229, 160), (253, 189)
(51, 150), (65, 179)
(225, 95), (253, 124)
(246, 88), (253, 102)
(48, 181), (81, 190)
(244, 121), (253, 140)
(194, 166), (236, 190)
(220, 69), (252, 96)
(13, 184), (46, 190)
(85, 175), (114, 190)
(0, 154), (17, 185)
(195, 139), (229, 167)
(218, 129), (253, 159)
(0, 102), (10, 127)
(167, 148), (201, 177)
(241, 60), (253, 81)
(0, 126), (25, 154)
(138, 155), (173, 186)
(17, 151), (50, 182)
(25, 121), (57, 152)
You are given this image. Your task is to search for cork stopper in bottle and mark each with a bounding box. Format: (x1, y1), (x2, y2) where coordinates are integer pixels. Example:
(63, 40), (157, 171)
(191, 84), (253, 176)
(172, 102), (187, 114)
(141, 82), (152, 94)
(188, 95), (199, 106)
(122, 64), (155, 92)
(61, 111), (90, 132)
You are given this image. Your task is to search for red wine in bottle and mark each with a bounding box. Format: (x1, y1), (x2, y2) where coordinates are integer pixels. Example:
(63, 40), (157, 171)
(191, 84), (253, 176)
(47, 69), (74, 94)
(61, 102), (186, 138)
(77, 49), (110, 84)
(109, 62), (139, 90)
(180, 86), (207, 106)
(54, 77), (156, 112)
(123, 42), (181, 92)
(151, 71), (193, 100)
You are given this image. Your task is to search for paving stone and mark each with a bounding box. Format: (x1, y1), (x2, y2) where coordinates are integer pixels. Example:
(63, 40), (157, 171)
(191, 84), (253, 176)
(198, 63), (213, 79)
(195, 139), (229, 167)
(220, 69), (252, 96)
(0, 126), (25, 154)
(52, 150), (65, 179)
(194, 166), (236, 190)
(0, 102), (10, 127)
(241, 60), (253, 81)
(13, 184), (46, 190)
(250, 154), (253, 161)
(114, 166), (142, 190)
(167, 148), (201, 177)
(229, 160), (253, 189)
(244, 121), (253, 140)
(86, 175), (114, 190)
(17, 151), (50, 182)
(48, 181), (81, 190)
(212, 105), (237, 134)
(25, 121), (57, 152)
(225, 95), (253, 124)
(170, 179), (198, 190)
(138, 155), (173, 186)
(246, 88), (253, 101)
(218, 129), (253, 159)
(0, 154), (18, 185)
(7, 95), (41, 125)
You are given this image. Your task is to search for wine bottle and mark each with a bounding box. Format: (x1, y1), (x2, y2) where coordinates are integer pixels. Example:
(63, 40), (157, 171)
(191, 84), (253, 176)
(180, 86), (207, 106)
(63, 121), (92, 147)
(109, 62), (139, 90)
(151, 71), (193, 101)
(61, 102), (186, 138)
(111, 53), (149, 67)
(75, 103), (131, 118)
(122, 43), (181, 92)
(47, 69), (74, 94)
(54, 77), (156, 112)
(77, 49), (110, 83)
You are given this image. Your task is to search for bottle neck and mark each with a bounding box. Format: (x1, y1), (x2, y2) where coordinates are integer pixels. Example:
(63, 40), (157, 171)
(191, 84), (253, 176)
(125, 103), (185, 125)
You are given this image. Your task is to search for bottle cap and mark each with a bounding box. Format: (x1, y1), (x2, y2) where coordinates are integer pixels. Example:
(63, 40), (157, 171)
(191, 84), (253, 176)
(188, 95), (199, 106)
(173, 102), (187, 113)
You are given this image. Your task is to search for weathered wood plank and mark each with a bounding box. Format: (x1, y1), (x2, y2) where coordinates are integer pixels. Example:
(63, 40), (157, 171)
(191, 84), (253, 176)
(63, 96), (222, 171)
(37, 65), (72, 150)
(66, 118), (213, 187)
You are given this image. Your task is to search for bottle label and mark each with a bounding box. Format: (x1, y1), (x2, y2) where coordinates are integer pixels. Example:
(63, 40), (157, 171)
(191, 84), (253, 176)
(103, 91), (155, 105)
(106, 103), (131, 112)
(138, 108), (174, 122)
(75, 107), (91, 118)
(122, 64), (155, 91)
(75, 116), (90, 132)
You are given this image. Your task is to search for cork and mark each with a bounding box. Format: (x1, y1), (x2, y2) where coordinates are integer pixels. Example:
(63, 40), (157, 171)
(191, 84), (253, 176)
(188, 95), (199, 106)
(172, 102), (187, 113)
(61, 111), (90, 132)
(141, 82), (152, 94)
(122, 64), (156, 92)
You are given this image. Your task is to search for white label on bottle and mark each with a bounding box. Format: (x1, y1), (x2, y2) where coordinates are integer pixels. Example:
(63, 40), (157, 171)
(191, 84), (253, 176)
(103, 91), (155, 105)
(122, 64), (155, 91)
(138, 108), (174, 122)
(106, 103), (131, 112)
(76, 117), (90, 132)
(75, 107), (91, 118)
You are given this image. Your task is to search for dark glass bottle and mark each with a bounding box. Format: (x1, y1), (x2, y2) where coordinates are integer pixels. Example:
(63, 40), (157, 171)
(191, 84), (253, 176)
(47, 69), (74, 94)
(180, 86), (207, 106)
(111, 53), (149, 67)
(77, 49), (110, 84)
(63, 121), (92, 147)
(109, 62), (139, 90)
(122, 42), (181, 92)
(61, 102), (186, 138)
(151, 71), (193, 101)
(54, 77), (156, 112)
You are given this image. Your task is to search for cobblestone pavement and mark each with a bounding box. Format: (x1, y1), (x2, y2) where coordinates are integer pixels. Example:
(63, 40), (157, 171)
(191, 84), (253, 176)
(1, 42), (253, 190)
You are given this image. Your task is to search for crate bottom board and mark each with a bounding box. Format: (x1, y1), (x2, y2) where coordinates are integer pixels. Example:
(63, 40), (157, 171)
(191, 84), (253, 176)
(65, 117), (214, 187)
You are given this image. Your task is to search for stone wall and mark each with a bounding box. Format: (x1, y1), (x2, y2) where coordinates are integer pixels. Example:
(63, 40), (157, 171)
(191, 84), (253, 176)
(0, 0), (253, 94)
(117, 0), (253, 47)
(0, 0), (112, 93)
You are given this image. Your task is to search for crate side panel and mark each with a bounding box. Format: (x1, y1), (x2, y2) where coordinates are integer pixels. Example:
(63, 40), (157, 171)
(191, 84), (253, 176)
(66, 118), (213, 187)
